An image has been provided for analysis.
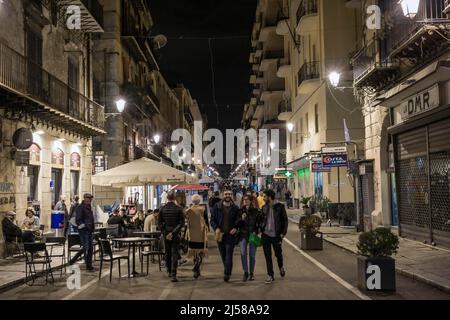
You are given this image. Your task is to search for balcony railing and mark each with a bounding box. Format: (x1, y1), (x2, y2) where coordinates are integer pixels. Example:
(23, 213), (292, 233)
(296, 0), (318, 25)
(57, 0), (104, 32)
(298, 61), (320, 86)
(80, 0), (103, 28)
(0, 41), (105, 133)
(386, 0), (449, 57)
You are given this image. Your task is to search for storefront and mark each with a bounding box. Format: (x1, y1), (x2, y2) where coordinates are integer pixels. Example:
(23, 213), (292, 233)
(389, 81), (450, 248)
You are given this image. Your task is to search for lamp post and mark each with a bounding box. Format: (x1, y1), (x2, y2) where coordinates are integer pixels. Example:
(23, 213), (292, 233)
(105, 99), (126, 118)
(399, 0), (420, 19)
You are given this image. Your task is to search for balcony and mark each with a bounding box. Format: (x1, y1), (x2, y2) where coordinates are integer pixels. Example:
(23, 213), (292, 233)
(277, 57), (291, 78)
(260, 50), (285, 71)
(297, 61), (320, 90)
(58, 0), (104, 33)
(0, 41), (105, 137)
(296, 0), (318, 35)
(122, 82), (159, 116)
(387, 0), (450, 61)
(351, 38), (399, 90)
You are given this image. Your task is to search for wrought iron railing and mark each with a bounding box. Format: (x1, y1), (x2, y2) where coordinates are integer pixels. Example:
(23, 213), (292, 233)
(297, 61), (320, 86)
(296, 0), (318, 25)
(351, 39), (381, 84)
(386, 0), (449, 55)
(0, 41), (104, 130)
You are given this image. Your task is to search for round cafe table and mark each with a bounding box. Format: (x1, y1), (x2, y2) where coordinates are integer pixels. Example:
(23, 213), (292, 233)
(112, 237), (154, 278)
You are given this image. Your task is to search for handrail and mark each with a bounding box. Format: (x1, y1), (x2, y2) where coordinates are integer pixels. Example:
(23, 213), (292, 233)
(0, 41), (104, 130)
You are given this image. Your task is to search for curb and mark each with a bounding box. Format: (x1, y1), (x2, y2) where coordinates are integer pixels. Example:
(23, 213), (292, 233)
(288, 219), (450, 295)
(322, 236), (450, 295)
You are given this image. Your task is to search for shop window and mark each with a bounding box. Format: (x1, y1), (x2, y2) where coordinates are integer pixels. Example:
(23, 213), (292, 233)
(27, 166), (39, 202)
(51, 168), (63, 208)
(71, 170), (80, 198)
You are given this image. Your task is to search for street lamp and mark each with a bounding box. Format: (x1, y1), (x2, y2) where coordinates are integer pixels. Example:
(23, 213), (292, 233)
(270, 142), (276, 150)
(329, 72), (341, 88)
(153, 134), (160, 145)
(399, 0), (420, 19)
(115, 99), (126, 113)
(287, 122), (295, 133)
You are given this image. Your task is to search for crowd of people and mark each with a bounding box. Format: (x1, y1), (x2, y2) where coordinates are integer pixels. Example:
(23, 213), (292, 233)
(2, 183), (289, 285)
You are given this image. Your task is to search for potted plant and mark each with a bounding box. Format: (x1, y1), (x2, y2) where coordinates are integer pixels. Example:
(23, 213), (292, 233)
(357, 227), (399, 292)
(298, 210), (323, 251)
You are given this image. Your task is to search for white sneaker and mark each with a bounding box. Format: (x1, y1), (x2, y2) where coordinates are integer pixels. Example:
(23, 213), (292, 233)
(265, 276), (275, 284)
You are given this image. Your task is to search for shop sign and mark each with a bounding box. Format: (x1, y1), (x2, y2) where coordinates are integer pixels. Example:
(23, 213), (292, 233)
(322, 146), (348, 154)
(94, 151), (106, 174)
(52, 148), (64, 166)
(0, 182), (15, 211)
(322, 153), (348, 168)
(400, 84), (439, 120)
(311, 158), (331, 172)
(71, 152), (81, 169)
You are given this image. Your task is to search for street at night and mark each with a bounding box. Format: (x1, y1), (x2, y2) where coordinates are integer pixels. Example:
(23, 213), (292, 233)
(1, 0), (450, 311)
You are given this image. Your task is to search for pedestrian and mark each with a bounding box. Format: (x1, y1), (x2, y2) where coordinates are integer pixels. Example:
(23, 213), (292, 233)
(209, 191), (221, 209)
(55, 195), (69, 236)
(185, 194), (208, 279)
(68, 195), (80, 234)
(158, 191), (185, 282)
(238, 195), (262, 281)
(261, 189), (288, 284)
(69, 193), (95, 272)
(257, 192), (266, 209)
(143, 209), (157, 232)
(285, 189), (292, 209)
(210, 188), (240, 282)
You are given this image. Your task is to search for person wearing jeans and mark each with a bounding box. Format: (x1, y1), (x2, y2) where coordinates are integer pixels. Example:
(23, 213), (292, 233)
(211, 189), (240, 282)
(69, 193), (95, 271)
(261, 189), (288, 284)
(237, 195), (262, 281)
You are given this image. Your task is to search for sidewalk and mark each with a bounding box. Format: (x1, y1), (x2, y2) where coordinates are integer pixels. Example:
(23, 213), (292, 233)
(0, 246), (66, 292)
(287, 209), (450, 294)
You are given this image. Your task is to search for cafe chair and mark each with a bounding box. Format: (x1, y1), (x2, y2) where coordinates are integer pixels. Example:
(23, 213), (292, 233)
(98, 239), (130, 282)
(24, 242), (54, 286)
(44, 237), (66, 276)
(139, 236), (164, 275)
(67, 234), (82, 263)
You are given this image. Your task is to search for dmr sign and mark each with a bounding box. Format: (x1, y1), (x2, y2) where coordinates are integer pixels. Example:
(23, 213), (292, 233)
(400, 84), (440, 120)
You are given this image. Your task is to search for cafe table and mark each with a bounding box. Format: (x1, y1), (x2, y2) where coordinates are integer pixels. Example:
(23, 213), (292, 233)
(112, 237), (154, 277)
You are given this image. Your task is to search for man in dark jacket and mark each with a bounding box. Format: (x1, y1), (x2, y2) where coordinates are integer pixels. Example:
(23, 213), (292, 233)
(158, 191), (185, 282)
(69, 193), (95, 271)
(210, 189), (240, 282)
(261, 189), (288, 284)
(2, 211), (35, 244)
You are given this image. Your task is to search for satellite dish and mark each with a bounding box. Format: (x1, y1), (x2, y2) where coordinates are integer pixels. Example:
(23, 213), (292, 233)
(12, 128), (33, 150)
(153, 34), (168, 50)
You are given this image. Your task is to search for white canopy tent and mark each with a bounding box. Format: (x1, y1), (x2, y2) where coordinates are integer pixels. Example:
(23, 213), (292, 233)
(199, 176), (215, 184)
(92, 157), (198, 187)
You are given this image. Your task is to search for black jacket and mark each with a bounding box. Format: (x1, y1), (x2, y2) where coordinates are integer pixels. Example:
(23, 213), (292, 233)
(107, 215), (127, 235)
(2, 218), (22, 242)
(210, 201), (240, 233)
(260, 202), (288, 238)
(209, 196), (221, 209)
(158, 202), (185, 238)
(75, 201), (95, 233)
(237, 207), (262, 238)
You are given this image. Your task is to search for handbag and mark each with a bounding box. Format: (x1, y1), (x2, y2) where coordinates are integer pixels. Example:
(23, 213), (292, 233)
(249, 232), (262, 247)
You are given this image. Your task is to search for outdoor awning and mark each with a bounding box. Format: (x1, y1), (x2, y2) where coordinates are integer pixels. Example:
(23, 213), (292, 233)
(170, 184), (209, 191)
(92, 157), (198, 187)
(199, 177), (215, 184)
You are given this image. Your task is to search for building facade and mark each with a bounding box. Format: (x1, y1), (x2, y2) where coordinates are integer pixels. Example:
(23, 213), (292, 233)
(0, 0), (105, 256)
(258, 0), (364, 211)
(350, 0), (450, 246)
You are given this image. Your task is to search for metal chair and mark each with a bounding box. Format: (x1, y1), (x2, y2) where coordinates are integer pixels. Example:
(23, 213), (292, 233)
(67, 234), (82, 262)
(98, 239), (130, 282)
(23, 242), (54, 286)
(44, 236), (66, 276)
(139, 235), (164, 274)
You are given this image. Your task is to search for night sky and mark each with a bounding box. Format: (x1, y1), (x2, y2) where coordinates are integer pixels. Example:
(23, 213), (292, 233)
(149, 0), (257, 132)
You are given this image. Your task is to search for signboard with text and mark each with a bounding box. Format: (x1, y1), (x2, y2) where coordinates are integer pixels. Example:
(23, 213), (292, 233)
(322, 153), (348, 169)
(400, 84), (439, 120)
(311, 158), (331, 172)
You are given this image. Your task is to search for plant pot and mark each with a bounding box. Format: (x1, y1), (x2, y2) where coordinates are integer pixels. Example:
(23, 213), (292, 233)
(300, 231), (323, 250)
(357, 256), (396, 292)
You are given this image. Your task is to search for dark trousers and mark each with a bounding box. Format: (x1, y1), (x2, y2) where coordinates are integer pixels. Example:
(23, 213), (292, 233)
(71, 228), (93, 269)
(164, 238), (180, 277)
(217, 234), (236, 276)
(262, 234), (284, 277)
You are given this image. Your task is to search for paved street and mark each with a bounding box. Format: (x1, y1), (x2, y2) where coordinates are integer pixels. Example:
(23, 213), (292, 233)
(1, 222), (449, 300)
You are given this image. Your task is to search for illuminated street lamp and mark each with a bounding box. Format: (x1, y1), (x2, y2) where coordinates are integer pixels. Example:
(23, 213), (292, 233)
(399, 0), (420, 19)
(328, 72), (341, 88)
(115, 99), (126, 113)
(153, 134), (160, 144)
(287, 122), (295, 133)
(270, 142), (276, 150)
